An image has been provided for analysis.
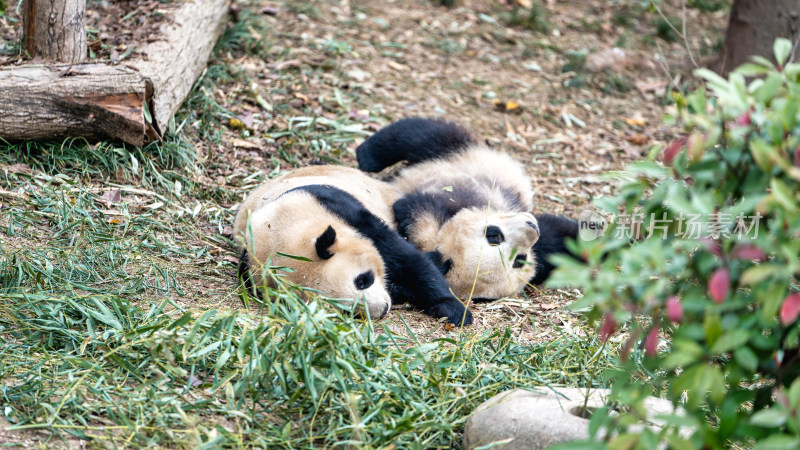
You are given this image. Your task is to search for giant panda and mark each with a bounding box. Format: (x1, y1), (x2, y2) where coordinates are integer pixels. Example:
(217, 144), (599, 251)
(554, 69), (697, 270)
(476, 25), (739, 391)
(232, 165), (473, 325)
(357, 117), (578, 300)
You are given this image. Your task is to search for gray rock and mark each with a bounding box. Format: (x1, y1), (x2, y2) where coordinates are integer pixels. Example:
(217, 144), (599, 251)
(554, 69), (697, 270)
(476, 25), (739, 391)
(463, 388), (682, 450)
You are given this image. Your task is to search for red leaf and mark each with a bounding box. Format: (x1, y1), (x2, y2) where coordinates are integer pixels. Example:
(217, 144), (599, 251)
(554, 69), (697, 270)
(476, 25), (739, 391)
(794, 145), (800, 168)
(600, 314), (616, 341)
(666, 296), (683, 323)
(663, 136), (687, 165)
(644, 327), (659, 357)
(732, 244), (767, 262)
(780, 293), (800, 326)
(736, 112), (751, 126)
(701, 237), (722, 258)
(708, 269), (730, 304)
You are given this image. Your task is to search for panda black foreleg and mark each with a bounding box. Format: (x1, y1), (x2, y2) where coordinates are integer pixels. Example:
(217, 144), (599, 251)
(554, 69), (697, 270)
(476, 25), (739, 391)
(368, 220), (472, 325)
(381, 239), (473, 326)
(356, 117), (476, 172)
(529, 214), (579, 285)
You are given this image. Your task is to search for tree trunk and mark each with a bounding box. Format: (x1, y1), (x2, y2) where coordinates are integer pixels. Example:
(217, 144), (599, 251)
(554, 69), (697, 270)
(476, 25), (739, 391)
(23, 0), (87, 63)
(717, 0), (800, 75)
(0, 64), (153, 146)
(1, 0), (229, 146)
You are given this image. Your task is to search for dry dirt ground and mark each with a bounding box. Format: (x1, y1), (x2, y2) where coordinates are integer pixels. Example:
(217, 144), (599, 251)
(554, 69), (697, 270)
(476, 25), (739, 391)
(1, 0), (729, 342)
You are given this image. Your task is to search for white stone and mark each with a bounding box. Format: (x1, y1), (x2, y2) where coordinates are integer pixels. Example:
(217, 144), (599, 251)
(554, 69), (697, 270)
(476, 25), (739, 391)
(463, 388), (684, 449)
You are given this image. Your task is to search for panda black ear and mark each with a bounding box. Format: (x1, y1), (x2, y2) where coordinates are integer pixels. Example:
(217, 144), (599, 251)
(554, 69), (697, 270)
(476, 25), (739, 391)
(315, 225), (336, 260)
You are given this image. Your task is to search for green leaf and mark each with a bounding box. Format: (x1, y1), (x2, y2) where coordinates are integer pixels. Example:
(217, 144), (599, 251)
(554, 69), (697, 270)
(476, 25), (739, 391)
(276, 252), (313, 262)
(740, 264), (779, 286)
(785, 63), (800, 77)
(782, 97), (798, 130)
(754, 72), (782, 104)
(734, 346), (758, 372)
(774, 38), (793, 66)
(708, 366), (726, 404)
(750, 407), (788, 428)
(750, 138), (776, 173)
(750, 58), (777, 73)
(736, 62), (770, 77)
(608, 433), (639, 450)
(755, 434), (800, 450)
(704, 314), (723, 349)
(663, 339), (703, 370)
(770, 178), (798, 212)
(789, 378), (800, 410)
(711, 329), (751, 354)
(695, 68), (729, 91)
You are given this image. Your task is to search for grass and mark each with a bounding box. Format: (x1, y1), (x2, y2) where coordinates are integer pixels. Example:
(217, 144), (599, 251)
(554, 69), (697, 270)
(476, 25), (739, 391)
(0, 287), (614, 447)
(0, 0), (622, 446)
(0, 141), (614, 445)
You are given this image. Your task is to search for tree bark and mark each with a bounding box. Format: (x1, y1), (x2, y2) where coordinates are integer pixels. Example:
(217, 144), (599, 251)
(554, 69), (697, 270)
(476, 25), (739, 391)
(0, 64), (154, 146)
(717, 0), (800, 75)
(0, 0), (229, 146)
(129, 0), (230, 135)
(23, 0), (87, 63)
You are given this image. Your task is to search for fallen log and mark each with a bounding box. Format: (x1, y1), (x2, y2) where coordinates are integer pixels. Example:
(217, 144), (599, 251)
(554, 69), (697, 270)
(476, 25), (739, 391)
(0, 63), (154, 147)
(0, 0), (230, 146)
(130, 0), (230, 135)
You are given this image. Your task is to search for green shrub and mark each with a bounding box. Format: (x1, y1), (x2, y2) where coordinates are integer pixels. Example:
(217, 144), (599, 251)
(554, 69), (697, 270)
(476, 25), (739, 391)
(551, 38), (800, 448)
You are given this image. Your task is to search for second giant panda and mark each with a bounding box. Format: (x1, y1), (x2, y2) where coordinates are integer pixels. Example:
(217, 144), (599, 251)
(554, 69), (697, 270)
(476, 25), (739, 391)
(232, 165), (473, 325)
(357, 118), (578, 300)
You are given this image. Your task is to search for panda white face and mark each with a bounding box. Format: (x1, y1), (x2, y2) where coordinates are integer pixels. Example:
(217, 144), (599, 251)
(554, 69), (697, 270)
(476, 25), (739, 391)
(247, 220), (392, 320)
(435, 209), (540, 300)
(311, 225), (392, 320)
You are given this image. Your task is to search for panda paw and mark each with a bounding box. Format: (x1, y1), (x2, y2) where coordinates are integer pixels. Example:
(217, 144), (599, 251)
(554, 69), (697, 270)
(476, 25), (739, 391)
(356, 146), (385, 172)
(424, 251), (453, 276)
(427, 298), (473, 326)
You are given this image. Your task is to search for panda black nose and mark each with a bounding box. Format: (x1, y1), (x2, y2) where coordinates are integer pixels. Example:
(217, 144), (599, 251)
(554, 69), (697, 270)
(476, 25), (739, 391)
(526, 220), (540, 235)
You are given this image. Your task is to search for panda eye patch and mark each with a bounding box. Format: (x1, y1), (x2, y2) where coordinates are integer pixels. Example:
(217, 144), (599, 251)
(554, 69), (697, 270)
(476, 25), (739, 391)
(485, 225), (504, 245)
(354, 270), (375, 290)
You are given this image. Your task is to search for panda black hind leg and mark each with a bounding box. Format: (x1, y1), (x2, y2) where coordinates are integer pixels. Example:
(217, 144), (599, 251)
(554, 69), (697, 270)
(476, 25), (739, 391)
(356, 117), (476, 172)
(529, 214), (580, 285)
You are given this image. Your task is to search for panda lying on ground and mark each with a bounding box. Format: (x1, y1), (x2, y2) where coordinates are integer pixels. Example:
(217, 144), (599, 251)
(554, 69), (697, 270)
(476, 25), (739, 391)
(233, 165), (473, 325)
(357, 117), (578, 300)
